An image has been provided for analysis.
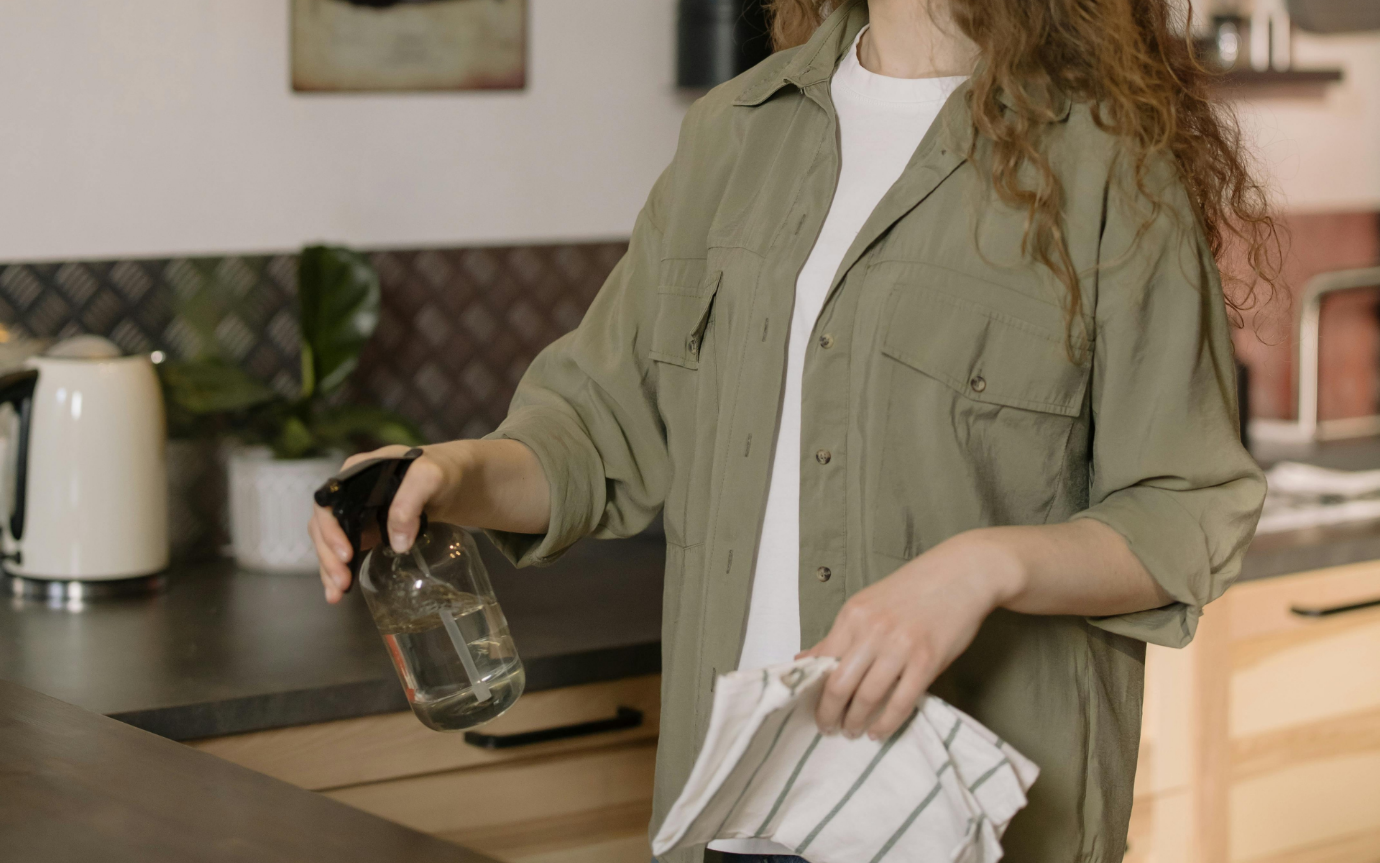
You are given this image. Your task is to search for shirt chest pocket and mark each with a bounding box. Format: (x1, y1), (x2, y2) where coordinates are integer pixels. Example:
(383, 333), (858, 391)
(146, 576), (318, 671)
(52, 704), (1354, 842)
(870, 285), (1091, 560)
(649, 270), (722, 370)
(881, 286), (1088, 417)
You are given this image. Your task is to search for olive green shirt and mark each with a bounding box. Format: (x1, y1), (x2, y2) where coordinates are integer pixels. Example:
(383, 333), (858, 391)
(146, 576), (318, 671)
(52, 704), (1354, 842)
(486, 3), (1265, 860)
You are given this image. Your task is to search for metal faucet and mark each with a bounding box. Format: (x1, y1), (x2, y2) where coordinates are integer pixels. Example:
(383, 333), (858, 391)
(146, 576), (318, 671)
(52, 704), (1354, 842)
(1252, 266), (1380, 445)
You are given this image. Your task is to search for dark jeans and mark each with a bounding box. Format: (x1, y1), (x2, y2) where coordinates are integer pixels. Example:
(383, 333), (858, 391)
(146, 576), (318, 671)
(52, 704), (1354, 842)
(662, 851), (808, 863)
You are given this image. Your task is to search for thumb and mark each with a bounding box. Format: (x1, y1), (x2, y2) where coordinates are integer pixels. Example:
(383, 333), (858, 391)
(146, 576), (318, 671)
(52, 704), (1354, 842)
(387, 457), (442, 552)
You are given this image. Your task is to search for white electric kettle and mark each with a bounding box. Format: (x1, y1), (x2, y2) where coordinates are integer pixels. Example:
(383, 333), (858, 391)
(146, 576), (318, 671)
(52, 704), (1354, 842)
(0, 335), (168, 581)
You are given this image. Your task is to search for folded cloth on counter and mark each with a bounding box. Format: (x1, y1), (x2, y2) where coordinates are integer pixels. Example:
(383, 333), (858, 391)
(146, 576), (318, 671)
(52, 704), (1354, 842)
(1266, 461), (1380, 497)
(1257, 461), (1380, 534)
(652, 657), (1038, 863)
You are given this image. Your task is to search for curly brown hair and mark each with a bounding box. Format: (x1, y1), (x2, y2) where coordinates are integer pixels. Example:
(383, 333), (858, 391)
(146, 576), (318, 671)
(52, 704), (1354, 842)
(769, 0), (1282, 341)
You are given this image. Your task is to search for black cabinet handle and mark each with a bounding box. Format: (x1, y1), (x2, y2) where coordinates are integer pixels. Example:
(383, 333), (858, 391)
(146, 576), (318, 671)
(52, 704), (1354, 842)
(1290, 596), (1380, 617)
(463, 706), (644, 750)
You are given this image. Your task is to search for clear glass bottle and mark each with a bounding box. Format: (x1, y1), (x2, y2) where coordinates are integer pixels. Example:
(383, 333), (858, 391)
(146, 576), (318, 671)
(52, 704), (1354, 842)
(360, 523), (525, 730)
(316, 451), (525, 731)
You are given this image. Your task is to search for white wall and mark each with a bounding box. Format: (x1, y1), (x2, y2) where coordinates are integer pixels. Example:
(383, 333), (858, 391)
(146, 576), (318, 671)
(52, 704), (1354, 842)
(0, 0), (691, 262)
(1, 3), (1376, 264)
(1235, 31), (1380, 214)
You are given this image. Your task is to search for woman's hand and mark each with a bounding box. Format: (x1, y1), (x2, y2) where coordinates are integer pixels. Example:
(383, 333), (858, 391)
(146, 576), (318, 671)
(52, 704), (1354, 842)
(308, 444), (459, 604)
(307, 437), (551, 604)
(798, 533), (1021, 741)
(799, 519), (1169, 741)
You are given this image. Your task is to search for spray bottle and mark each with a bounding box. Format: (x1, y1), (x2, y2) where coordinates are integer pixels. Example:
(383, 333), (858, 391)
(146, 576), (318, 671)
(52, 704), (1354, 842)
(315, 449), (525, 731)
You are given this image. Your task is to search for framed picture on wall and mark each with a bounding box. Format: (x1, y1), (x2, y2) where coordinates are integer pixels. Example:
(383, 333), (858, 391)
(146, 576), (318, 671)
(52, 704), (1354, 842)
(291, 0), (526, 92)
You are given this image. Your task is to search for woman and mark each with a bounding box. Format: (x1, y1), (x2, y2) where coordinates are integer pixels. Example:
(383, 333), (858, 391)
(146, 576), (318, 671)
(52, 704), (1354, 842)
(311, 0), (1272, 860)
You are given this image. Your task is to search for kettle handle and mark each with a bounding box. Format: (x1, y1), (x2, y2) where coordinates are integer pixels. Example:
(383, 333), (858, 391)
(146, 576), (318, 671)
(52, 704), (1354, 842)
(0, 369), (39, 545)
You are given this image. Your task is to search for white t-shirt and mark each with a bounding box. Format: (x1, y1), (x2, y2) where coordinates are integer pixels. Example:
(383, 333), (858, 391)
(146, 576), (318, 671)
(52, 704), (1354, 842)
(710, 27), (965, 857)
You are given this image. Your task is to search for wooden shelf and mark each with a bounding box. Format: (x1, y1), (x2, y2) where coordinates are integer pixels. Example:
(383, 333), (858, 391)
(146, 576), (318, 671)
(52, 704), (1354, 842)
(1216, 68), (1344, 88)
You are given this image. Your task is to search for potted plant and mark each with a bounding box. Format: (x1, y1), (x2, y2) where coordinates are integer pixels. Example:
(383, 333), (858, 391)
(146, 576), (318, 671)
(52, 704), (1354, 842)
(160, 245), (422, 572)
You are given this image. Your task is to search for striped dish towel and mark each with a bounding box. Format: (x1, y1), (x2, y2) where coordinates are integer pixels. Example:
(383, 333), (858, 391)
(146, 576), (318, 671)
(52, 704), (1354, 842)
(652, 657), (1038, 863)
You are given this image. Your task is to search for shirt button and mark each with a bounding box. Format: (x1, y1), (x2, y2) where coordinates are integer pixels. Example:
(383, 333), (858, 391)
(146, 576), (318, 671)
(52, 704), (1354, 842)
(818, 333), (835, 349)
(815, 449), (831, 465)
(816, 566), (832, 582)
(687, 336), (700, 356)
(970, 375), (986, 393)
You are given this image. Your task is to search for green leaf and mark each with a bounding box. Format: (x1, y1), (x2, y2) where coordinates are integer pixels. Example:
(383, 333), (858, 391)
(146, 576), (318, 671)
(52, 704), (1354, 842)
(158, 359), (279, 415)
(312, 404), (425, 452)
(297, 245), (380, 399)
(273, 415), (319, 460)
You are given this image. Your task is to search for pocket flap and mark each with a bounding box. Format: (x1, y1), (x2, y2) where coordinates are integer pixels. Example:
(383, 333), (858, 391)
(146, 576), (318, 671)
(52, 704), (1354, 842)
(881, 288), (1087, 416)
(649, 271), (722, 370)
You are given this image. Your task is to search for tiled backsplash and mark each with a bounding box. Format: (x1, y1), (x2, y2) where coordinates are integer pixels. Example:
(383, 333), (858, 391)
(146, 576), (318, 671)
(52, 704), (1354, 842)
(0, 242), (628, 443)
(0, 242), (628, 560)
(346, 244), (627, 442)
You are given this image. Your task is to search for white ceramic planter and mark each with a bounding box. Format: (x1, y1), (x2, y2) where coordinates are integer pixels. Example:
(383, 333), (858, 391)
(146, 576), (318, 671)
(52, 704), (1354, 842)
(228, 447), (340, 573)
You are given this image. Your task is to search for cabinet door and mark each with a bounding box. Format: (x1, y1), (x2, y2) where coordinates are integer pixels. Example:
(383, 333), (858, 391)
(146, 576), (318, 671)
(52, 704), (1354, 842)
(327, 741), (657, 863)
(1225, 564), (1380, 863)
(191, 675), (662, 863)
(1128, 562), (1380, 863)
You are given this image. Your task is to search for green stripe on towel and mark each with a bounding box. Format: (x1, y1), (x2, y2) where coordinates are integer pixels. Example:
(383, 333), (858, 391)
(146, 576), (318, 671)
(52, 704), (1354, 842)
(943, 717), (961, 748)
(754, 731), (824, 837)
(867, 780), (943, 863)
(968, 757), (1009, 792)
(794, 708), (919, 855)
(712, 707), (796, 838)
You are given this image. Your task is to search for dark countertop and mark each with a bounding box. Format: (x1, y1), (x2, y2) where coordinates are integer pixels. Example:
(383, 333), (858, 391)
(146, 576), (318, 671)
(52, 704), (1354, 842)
(0, 534), (664, 741)
(0, 677), (495, 863)
(4, 499), (1380, 745)
(1240, 517), (1380, 581)
(1241, 436), (1380, 580)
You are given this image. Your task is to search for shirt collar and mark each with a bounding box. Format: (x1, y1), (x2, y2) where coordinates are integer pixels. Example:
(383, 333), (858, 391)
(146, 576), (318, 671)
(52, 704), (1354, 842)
(732, 0), (867, 107)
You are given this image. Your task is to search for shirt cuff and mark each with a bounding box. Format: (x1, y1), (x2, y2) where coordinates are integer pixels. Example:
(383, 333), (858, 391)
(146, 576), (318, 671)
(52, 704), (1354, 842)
(1072, 488), (1223, 648)
(481, 405), (607, 568)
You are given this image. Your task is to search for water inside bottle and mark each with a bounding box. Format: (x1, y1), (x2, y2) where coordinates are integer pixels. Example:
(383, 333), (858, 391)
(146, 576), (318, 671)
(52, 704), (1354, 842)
(372, 580), (525, 730)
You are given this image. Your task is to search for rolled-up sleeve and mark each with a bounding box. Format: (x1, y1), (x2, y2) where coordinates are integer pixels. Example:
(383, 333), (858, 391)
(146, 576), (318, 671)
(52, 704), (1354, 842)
(1072, 173), (1266, 648)
(482, 167), (674, 567)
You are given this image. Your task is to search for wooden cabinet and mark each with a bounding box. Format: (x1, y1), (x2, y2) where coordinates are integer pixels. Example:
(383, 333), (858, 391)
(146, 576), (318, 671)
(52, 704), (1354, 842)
(1130, 561), (1380, 863)
(189, 674), (662, 863)
(187, 563), (1379, 863)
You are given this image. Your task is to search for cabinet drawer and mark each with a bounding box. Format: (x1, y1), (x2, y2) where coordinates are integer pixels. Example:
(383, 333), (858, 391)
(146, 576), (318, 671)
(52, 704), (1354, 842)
(1228, 561), (1380, 644)
(1230, 749), (1380, 863)
(189, 674), (661, 790)
(1231, 615), (1380, 737)
(1229, 563), (1380, 738)
(440, 800), (654, 863)
(326, 740), (657, 858)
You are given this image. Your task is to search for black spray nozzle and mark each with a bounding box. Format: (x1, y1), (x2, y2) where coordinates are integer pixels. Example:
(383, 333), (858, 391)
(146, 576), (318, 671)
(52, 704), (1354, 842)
(314, 447), (428, 580)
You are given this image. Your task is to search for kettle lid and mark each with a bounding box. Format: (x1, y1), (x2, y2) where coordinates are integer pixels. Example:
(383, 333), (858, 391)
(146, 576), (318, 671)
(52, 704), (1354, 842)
(44, 335), (122, 360)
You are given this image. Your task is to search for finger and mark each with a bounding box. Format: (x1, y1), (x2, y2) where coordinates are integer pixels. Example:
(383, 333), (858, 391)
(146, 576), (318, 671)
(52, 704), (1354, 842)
(314, 505), (354, 565)
(340, 444), (411, 472)
(841, 649), (907, 739)
(815, 638), (876, 734)
(866, 662), (930, 741)
(310, 517), (351, 594)
(321, 564), (344, 604)
(309, 514), (349, 585)
(312, 529), (342, 604)
(387, 455), (443, 552)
